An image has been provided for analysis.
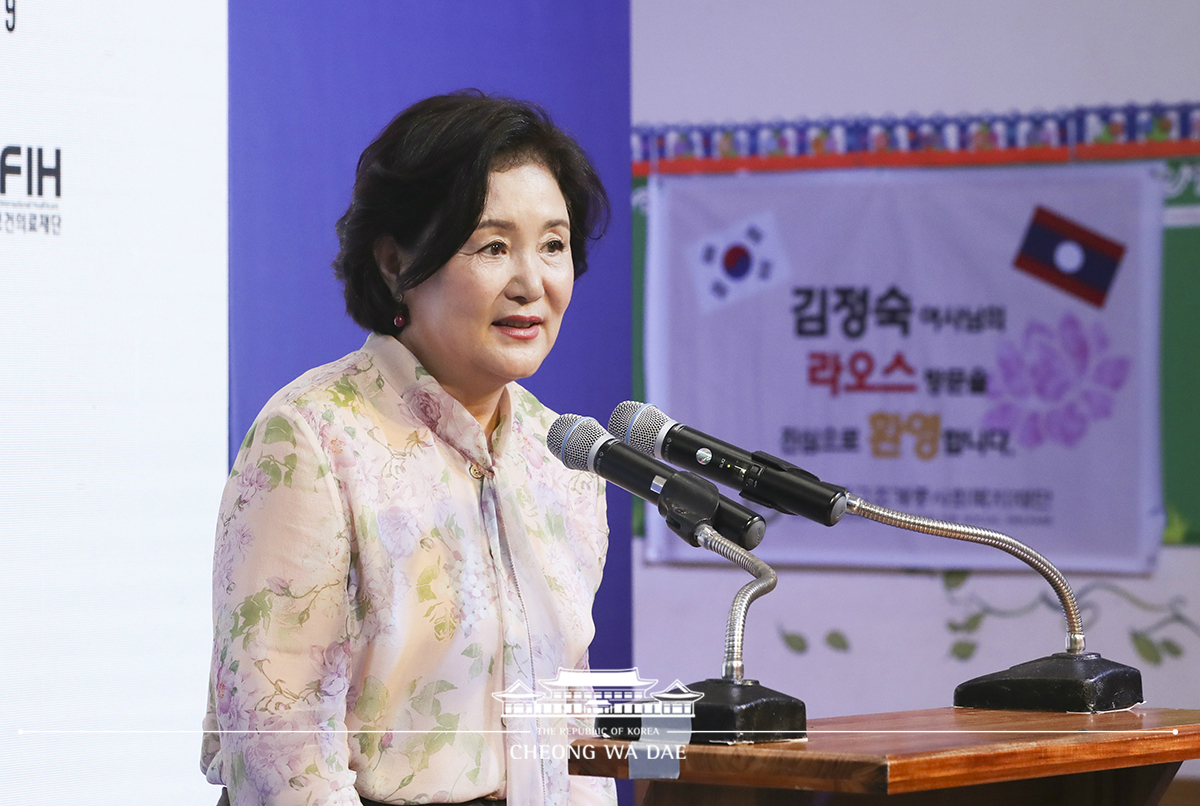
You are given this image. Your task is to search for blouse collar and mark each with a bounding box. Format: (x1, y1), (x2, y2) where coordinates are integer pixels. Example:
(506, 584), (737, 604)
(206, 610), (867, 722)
(362, 332), (521, 471)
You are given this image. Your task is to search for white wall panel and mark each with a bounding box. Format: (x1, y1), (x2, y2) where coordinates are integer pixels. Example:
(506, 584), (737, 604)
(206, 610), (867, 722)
(0, 2), (227, 801)
(634, 0), (1200, 124)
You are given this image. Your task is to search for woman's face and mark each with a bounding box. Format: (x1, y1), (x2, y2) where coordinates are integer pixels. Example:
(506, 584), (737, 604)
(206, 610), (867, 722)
(396, 162), (574, 402)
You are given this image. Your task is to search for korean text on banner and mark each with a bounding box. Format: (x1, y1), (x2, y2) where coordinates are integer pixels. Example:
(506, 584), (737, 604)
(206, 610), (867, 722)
(644, 164), (1162, 572)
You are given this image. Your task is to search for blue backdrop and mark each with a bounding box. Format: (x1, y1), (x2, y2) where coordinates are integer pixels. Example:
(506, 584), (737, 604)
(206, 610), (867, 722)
(228, 2), (633, 672)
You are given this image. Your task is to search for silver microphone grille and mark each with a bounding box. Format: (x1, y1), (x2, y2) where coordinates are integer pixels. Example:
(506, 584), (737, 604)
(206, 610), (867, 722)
(546, 413), (609, 471)
(608, 400), (670, 458)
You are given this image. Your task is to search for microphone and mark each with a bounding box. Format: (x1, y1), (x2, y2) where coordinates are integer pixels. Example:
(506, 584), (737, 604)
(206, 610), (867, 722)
(608, 401), (848, 526)
(547, 414), (766, 550)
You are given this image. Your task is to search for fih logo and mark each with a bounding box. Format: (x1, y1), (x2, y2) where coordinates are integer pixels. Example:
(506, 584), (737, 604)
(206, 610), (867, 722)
(1, 147), (62, 197)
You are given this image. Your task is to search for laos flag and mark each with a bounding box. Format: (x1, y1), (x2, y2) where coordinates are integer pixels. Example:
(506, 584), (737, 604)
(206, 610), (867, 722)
(1013, 206), (1126, 307)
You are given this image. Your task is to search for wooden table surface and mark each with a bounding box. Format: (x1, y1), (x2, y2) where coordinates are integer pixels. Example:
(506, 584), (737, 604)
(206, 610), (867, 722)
(569, 707), (1200, 795)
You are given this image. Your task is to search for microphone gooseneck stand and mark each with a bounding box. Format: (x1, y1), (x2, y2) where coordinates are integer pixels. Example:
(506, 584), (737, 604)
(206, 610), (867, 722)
(845, 494), (1142, 712)
(682, 520), (808, 744)
(547, 413), (804, 737)
(692, 522), (776, 683)
(597, 471), (807, 744)
(846, 495), (1085, 653)
(608, 401), (1143, 714)
(659, 472), (808, 743)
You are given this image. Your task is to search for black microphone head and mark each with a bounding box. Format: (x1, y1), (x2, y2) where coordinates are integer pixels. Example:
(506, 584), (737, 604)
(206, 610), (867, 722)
(609, 400), (673, 458)
(547, 414), (611, 472)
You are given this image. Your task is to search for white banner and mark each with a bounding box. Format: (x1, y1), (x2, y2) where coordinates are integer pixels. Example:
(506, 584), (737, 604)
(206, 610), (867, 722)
(645, 164), (1163, 572)
(1, 2), (226, 802)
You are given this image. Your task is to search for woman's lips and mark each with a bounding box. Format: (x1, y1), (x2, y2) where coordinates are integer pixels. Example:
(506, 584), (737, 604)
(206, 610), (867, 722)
(493, 316), (542, 340)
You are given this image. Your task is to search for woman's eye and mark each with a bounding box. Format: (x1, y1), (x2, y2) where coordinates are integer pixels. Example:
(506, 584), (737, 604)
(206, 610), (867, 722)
(483, 241), (506, 256)
(545, 239), (566, 253)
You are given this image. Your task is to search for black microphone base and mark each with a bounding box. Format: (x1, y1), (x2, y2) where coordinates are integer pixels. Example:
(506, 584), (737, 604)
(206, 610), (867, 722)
(596, 679), (806, 745)
(954, 652), (1143, 713)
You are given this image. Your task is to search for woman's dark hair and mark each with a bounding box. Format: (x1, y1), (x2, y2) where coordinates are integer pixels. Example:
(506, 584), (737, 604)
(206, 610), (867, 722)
(333, 90), (610, 335)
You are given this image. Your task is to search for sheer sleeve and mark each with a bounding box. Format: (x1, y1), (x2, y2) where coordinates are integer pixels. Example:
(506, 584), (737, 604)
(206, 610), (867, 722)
(204, 405), (362, 805)
(566, 650), (619, 806)
(564, 469), (617, 806)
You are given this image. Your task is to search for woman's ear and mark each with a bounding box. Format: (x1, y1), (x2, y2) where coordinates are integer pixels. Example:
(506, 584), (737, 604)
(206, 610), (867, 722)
(374, 236), (408, 297)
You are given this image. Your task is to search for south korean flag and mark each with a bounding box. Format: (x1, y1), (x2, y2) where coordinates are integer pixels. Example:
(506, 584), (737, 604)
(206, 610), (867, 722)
(687, 212), (791, 314)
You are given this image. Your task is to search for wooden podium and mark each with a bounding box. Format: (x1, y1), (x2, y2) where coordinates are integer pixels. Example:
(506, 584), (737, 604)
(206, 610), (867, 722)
(569, 707), (1200, 805)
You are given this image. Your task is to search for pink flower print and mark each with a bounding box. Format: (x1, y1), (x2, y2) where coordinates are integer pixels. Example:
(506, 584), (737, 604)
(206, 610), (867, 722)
(245, 633), (269, 663)
(314, 640), (350, 701)
(215, 661), (235, 716)
(243, 724), (309, 798)
(316, 720), (343, 765)
(1028, 339), (1072, 403)
(1081, 389), (1115, 419)
(378, 505), (420, 558)
(214, 523), (253, 595)
(995, 340), (1031, 398)
(317, 421), (357, 470)
(1058, 315), (1089, 376)
(394, 476), (452, 523)
(409, 386), (492, 460)
(229, 522), (253, 554)
(1016, 411), (1044, 449)
(1023, 320), (1055, 346)
(267, 576), (290, 596)
(982, 314), (1132, 451)
(1093, 356), (1131, 390)
(981, 402), (1020, 431)
(1044, 402), (1088, 447)
(328, 435), (356, 470)
(235, 464), (271, 502)
(523, 438), (547, 469)
(447, 550), (494, 636)
(408, 387), (446, 432)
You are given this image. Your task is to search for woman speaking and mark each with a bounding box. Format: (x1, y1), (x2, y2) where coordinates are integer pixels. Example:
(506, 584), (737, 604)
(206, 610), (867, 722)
(202, 92), (615, 806)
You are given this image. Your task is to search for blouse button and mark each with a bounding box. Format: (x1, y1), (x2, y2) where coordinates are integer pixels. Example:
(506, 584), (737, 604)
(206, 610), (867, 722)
(469, 464), (485, 480)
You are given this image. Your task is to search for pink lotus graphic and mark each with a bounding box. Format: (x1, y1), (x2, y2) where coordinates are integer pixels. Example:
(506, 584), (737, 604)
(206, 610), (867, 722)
(982, 313), (1131, 449)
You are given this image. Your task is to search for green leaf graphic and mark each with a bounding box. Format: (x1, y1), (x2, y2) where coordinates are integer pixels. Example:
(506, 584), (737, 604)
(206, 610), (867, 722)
(1131, 631), (1162, 665)
(258, 458), (283, 490)
(951, 640), (977, 661)
(354, 676), (389, 722)
(239, 423), (257, 452)
(1163, 505), (1190, 545)
(356, 730), (378, 758)
(948, 612), (985, 633)
(262, 416), (296, 446)
(779, 629), (808, 654)
(942, 570), (970, 591)
(824, 630), (850, 651)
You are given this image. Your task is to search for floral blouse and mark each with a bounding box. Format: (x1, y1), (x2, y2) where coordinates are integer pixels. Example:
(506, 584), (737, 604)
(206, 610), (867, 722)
(201, 333), (616, 806)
